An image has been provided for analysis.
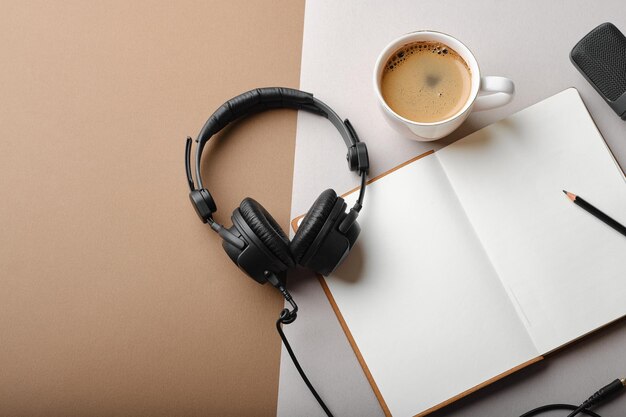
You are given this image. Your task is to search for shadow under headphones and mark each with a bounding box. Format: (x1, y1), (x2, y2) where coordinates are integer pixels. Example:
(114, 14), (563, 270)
(184, 87), (369, 289)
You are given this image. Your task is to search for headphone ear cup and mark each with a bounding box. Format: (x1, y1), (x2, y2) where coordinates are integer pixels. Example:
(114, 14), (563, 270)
(290, 187), (363, 276)
(238, 198), (295, 269)
(290, 189), (338, 265)
(305, 206), (360, 276)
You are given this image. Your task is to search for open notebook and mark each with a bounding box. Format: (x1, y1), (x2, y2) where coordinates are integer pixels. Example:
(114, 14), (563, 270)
(292, 89), (626, 417)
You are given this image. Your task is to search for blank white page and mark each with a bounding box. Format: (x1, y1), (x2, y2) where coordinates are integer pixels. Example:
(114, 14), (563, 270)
(327, 153), (538, 417)
(437, 88), (626, 354)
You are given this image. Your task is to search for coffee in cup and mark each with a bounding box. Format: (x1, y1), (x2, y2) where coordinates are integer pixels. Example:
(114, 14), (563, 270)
(381, 41), (472, 123)
(373, 31), (515, 141)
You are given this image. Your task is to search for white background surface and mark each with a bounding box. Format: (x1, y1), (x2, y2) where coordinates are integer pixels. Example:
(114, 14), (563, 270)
(278, 1), (626, 416)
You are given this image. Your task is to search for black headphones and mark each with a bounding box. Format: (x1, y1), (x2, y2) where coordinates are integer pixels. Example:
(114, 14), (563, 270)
(184, 87), (369, 290)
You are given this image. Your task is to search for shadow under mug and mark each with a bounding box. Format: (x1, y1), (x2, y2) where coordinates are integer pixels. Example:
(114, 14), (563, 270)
(373, 31), (515, 141)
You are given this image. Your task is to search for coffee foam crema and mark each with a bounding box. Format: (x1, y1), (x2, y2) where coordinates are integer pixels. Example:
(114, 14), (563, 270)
(381, 41), (472, 123)
(384, 42), (460, 72)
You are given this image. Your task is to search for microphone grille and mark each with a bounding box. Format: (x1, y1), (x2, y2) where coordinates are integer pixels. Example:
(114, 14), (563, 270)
(571, 23), (626, 102)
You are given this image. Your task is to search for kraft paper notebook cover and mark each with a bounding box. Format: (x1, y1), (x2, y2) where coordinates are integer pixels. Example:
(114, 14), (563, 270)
(291, 89), (626, 417)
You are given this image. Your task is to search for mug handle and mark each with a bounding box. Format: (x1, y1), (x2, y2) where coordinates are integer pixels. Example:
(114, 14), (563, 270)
(473, 76), (515, 111)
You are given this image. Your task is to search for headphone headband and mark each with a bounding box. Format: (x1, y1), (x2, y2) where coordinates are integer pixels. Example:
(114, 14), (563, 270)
(185, 87), (369, 226)
(195, 88), (325, 147)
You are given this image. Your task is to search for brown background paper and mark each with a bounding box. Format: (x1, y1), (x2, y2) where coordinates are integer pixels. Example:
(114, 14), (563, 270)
(0, 1), (304, 416)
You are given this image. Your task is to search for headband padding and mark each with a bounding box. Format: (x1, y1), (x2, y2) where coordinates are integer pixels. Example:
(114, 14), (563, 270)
(290, 189), (338, 264)
(197, 87), (321, 143)
(239, 198), (295, 269)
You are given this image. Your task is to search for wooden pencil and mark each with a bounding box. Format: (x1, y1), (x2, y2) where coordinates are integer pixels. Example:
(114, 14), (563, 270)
(563, 190), (626, 237)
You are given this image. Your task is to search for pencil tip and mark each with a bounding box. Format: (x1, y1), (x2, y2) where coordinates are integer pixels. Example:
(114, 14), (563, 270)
(563, 191), (576, 201)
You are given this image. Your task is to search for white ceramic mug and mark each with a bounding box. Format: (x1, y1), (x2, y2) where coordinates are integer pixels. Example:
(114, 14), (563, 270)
(373, 31), (515, 141)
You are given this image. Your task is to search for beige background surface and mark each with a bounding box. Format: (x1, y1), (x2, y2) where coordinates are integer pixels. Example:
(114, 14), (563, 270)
(0, 1), (304, 416)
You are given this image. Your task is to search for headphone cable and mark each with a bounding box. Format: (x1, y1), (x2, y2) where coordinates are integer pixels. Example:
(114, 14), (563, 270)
(520, 378), (625, 417)
(520, 404), (601, 417)
(275, 287), (335, 417)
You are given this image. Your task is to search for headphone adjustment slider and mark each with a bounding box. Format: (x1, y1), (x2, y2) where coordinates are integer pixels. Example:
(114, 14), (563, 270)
(344, 119), (369, 174)
(189, 188), (217, 223)
(347, 142), (369, 174)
